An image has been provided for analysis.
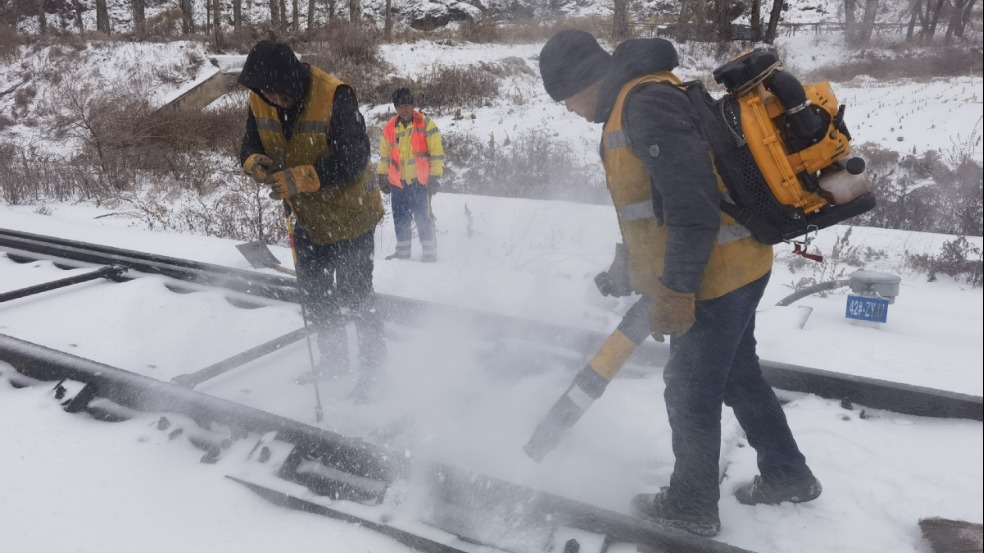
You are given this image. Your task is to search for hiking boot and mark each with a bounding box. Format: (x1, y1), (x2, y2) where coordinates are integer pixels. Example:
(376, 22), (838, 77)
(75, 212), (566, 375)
(385, 252), (410, 260)
(734, 473), (822, 506)
(421, 253), (437, 263)
(631, 489), (721, 537)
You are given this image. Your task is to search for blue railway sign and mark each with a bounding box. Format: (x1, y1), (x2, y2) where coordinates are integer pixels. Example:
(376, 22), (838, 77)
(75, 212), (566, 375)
(845, 294), (890, 323)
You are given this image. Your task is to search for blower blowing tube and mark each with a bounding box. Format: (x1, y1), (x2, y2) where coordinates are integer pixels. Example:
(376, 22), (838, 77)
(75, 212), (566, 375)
(765, 70), (827, 151)
(523, 297), (654, 462)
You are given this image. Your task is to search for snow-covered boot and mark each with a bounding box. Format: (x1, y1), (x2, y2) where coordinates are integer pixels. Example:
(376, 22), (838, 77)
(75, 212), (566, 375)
(631, 489), (721, 537)
(734, 472), (822, 506)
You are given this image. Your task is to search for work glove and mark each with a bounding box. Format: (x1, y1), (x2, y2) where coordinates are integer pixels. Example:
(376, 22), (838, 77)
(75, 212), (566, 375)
(427, 176), (440, 195)
(243, 153), (275, 184)
(649, 280), (696, 343)
(594, 243), (632, 297)
(269, 165), (320, 200)
(377, 174), (391, 195)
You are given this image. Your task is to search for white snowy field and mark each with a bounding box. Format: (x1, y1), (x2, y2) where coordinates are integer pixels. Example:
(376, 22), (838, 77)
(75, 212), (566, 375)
(2, 191), (982, 553)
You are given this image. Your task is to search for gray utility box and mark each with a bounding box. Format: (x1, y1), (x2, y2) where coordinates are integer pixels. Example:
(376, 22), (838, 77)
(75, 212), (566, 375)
(849, 270), (902, 303)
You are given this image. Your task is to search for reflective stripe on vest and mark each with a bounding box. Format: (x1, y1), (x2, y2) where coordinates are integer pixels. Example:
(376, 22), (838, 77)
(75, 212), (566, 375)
(384, 111), (432, 187)
(602, 73), (772, 300)
(247, 67), (382, 245)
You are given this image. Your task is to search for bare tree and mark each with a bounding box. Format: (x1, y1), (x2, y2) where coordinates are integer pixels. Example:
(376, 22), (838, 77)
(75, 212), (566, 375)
(212, 0), (222, 40)
(132, 0), (146, 35)
(763, 0), (784, 42)
(306, 0), (315, 30)
(750, 0), (762, 40)
(946, 0), (978, 38)
(291, 0), (298, 30)
(906, 0), (946, 42)
(179, 0), (195, 33)
(677, 0), (708, 39)
(613, 0), (630, 39)
(856, 0), (880, 44)
(348, 0), (360, 22)
(95, 0), (110, 34)
(36, 0), (47, 33)
(233, 0), (242, 28)
(268, 0), (280, 28)
(326, 0), (336, 21)
(712, 0), (733, 40)
(383, 0), (392, 38)
(844, 0), (858, 41)
(72, 0), (85, 32)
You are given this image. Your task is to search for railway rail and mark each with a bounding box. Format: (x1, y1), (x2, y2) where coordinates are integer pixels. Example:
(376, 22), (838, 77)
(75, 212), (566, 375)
(1, 227), (981, 553)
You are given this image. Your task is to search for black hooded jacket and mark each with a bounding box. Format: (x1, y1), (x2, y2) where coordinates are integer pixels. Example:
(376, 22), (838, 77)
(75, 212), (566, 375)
(238, 41), (370, 187)
(595, 38), (722, 295)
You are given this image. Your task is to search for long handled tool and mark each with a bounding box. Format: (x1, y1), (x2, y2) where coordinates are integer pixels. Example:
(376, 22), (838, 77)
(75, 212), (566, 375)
(523, 296), (653, 462)
(283, 212), (324, 423)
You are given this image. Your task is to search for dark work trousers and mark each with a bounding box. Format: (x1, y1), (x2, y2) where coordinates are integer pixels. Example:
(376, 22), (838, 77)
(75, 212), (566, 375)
(662, 271), (810, 515)
(293, 225), (386, 377)
(390, 179), (436, 260)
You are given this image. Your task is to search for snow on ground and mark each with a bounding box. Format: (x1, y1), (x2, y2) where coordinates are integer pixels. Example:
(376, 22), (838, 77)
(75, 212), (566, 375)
(2, 190), (982, 553)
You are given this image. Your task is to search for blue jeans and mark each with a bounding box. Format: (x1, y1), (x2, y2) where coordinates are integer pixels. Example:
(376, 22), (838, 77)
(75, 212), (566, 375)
(391, 179), (435, 259)
(663, 272), (810, 514)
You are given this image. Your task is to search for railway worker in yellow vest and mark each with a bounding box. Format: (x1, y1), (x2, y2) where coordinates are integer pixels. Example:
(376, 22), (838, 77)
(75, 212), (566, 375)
(238, 40), (385, 402)
(376, 88), (444, 263)
(538, 30), (821, 536)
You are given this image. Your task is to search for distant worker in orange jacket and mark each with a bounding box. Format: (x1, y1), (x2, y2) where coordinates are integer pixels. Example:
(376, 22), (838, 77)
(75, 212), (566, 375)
(377, 88), (445, 263)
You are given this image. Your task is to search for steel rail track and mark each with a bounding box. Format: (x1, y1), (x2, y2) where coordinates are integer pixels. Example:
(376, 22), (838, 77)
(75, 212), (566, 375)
(2, 227), (980, 421)
(0, 334), (754, 553)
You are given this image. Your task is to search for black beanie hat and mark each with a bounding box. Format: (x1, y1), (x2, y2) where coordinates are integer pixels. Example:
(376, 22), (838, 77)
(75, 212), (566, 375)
(393, 88), (414, 106)
(539, 30), (611, 102)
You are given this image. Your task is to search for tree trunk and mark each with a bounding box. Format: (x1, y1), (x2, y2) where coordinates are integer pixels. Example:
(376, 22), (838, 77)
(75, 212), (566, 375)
(233, 0), (242, 28)
(713, 0), (732, 40)
(348, 0), (360, 22)
(764, 0), (783, 43)
(927, 0), (944, 38)
(306, 0), (314, 30)
(945, 0), (975, 38)
(132, 0), (145, 35)
(751, 0), (762, 40)
(956, 0), (978, 36)
(268, 0), (279, 28)
(180, 0), (195, 33)
(856, 0), (880, 44)
(291, 0), (298, 30)
(36, 0), (47, 33)
(613, 0), (630, 39)
(383, 0), (392, 38)
(677, 0), (708, 39)
(73, 0), (85, 32)
(906, 0), (921, 41)
(327, 0), (336, 21)
(844, 0), (858, 43)
(279, 0), (287, 29)
(95, 0), (110, 34)
(212, 0), (222, 41)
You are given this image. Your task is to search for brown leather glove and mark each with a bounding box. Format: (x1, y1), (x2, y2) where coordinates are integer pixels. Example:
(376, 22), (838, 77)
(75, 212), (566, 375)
(649, 280), (696, 343)
(269, 165), (320, 200)
(243, 153), (275, 184)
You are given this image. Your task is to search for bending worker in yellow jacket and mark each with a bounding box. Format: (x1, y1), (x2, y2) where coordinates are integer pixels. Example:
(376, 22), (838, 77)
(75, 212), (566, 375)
(532, 31), (821, 537)
(238, 40), (385, 401)
(377, 88), (444, 263)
